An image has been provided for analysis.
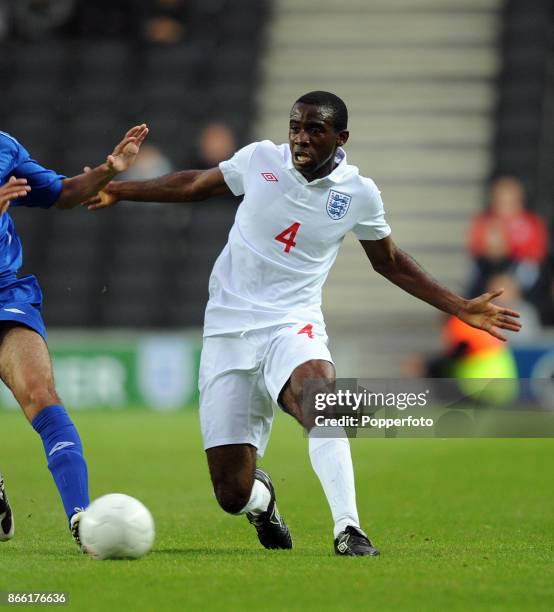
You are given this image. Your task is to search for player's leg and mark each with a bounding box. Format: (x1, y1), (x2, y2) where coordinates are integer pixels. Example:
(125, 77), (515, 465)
(199, 335), (291, 549)
(266, 324), (379, 556)
(206, 443), (258, 513)
(0, 471), (15, 541)
(278, 359), (362, 534)
(205, 443), (291, 549)
(0, 323), (89, 537)
(207, 443), (273, 518)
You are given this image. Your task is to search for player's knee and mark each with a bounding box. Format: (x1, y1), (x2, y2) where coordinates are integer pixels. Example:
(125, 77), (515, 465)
(282, 360), (336, 428)
(290, 360), (335, 397)
(18, 379), (59, 420)
(214, 482), (252, 515)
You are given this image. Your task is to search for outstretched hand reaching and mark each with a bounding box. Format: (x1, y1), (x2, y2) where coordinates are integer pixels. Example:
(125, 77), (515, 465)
(106, 124), (149, 173)
(457, 289), (522, 341)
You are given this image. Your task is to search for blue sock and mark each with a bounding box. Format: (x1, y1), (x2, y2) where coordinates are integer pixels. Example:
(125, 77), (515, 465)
(32, 405), (89, 524)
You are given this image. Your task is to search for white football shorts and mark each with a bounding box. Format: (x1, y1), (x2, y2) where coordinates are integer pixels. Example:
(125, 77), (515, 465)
(199, 322), (333, 457)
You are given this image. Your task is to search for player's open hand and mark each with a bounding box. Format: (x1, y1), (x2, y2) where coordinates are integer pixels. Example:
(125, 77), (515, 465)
(106, 124), (149, 173)
(457, 289), (522, 341)
(0, 176), (31, 215)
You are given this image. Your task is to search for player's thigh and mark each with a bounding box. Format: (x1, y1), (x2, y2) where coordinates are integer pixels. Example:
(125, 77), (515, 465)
(264, 324), (335, 428)
(199, 336), (273, 457)
(0, 323), (58, 421)
(200, 368), (274, 459)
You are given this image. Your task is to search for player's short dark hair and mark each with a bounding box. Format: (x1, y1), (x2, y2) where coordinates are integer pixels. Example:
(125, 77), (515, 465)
(294, 91), (348, 132)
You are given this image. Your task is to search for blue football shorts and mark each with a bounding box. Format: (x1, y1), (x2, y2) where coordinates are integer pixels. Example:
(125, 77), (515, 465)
(0, 274), (46, 339)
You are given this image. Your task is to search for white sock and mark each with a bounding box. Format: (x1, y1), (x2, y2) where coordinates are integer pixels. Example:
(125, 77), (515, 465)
(238, 479), (271, 515)
(309, 427), (360, 539)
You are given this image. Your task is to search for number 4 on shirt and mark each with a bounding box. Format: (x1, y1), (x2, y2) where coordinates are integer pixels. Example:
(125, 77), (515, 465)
(275, 222), (301, 253)
(297, 324), (314, 339)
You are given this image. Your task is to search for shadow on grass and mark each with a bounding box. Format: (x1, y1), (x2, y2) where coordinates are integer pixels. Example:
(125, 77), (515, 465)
(151, 547), (332, 558)
(152, 547), (286, 557)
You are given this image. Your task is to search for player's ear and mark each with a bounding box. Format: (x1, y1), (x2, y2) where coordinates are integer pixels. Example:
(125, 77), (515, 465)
(336, 130), (349, 147)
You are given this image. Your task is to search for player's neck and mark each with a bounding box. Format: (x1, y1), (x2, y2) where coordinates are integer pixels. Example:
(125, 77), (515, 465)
(300, 160), (338, 183)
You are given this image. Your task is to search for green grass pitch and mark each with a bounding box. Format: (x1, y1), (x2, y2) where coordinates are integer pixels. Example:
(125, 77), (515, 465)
(1, 410), (553, 611)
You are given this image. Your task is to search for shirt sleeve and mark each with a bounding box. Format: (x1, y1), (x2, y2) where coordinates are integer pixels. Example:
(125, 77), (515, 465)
(352, 180), (392, 241)
(218, 142), (259, 196)
(0, 133), (19, 178)
(9, 142), (65, 209)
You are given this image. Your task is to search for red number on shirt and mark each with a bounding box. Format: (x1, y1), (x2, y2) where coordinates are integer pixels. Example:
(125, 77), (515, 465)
(275, 222), (301, 253)
(297, 324), (314, 339)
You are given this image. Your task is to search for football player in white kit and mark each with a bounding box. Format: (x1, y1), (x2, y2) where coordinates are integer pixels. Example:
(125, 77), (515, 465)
(87, 92), (521, 556)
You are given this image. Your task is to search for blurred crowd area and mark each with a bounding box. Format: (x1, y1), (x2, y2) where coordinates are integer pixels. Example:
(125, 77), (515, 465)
(467, 175), (552, 328)
(0, 0), (240, 45)
(482, 0), (554, 334)
(0, 0), (271, 328)
(0, 0), (268, 165)
(0, 0), (551, 347)
(397, 0), (553, 381)
(406, 174), (553, 380)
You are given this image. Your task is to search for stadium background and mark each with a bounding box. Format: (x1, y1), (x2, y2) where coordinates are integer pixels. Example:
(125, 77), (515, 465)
(1, 0), (552, 411)
(0, 2), (553, 610)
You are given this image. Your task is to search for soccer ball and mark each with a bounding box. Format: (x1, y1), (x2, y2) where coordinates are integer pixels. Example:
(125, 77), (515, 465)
(79, 494), (155, 560)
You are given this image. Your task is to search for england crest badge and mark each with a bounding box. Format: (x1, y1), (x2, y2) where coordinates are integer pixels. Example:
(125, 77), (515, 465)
(326, 189), (352, 220)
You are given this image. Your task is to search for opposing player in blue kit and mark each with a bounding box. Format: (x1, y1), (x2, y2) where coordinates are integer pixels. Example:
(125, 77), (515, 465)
(0, 124), (148, 547)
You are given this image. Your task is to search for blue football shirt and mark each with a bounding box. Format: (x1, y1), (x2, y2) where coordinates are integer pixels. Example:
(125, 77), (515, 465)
(0, 131), (64, 276)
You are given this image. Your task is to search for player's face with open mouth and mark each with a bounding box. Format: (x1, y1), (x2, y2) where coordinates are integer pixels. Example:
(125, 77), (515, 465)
(288, 103), (348, 180)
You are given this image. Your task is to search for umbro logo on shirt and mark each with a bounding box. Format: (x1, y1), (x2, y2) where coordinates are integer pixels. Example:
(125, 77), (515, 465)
(261, 172), (278, 182)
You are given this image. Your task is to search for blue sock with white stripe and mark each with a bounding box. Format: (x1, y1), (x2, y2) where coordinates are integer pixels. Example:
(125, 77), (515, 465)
(32, 405), (89, 523)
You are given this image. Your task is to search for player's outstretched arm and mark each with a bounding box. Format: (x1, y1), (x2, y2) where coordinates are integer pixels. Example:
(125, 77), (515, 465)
(55, 124), (148, 210)
(0, 177), (31, 215)
(85, 167), (231, 210)
(360, 235), (522, 341)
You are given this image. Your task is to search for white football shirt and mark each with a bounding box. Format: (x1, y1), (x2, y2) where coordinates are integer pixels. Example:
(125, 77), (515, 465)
(203, 140), (391, 336)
